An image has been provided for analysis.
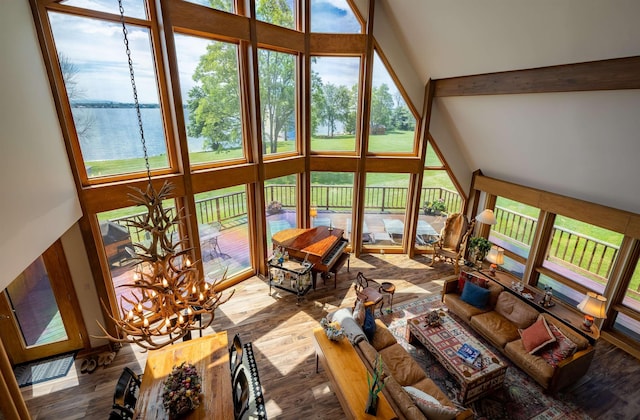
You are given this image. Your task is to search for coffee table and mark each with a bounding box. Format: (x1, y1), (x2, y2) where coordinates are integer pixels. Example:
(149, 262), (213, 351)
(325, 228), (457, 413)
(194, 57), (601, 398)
(407, 311), (507, 404)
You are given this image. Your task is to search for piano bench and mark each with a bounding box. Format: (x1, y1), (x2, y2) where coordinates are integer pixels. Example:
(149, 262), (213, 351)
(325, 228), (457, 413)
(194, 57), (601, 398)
(326, 253), (350, 288)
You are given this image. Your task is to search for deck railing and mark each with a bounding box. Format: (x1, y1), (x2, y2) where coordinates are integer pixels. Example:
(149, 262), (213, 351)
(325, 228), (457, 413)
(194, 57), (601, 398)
(493, 206), (619, 281)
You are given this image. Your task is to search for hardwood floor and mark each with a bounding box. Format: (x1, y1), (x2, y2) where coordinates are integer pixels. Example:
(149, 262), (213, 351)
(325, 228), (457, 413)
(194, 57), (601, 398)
(9, 254), (640, 419)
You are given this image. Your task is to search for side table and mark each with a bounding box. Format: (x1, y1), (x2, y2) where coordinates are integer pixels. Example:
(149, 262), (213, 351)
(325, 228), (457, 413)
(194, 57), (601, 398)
(378, 282), (396, 315)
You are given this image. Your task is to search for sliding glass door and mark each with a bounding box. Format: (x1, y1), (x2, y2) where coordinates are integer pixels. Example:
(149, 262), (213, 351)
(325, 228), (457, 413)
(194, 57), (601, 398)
(0, 241), (84, 364)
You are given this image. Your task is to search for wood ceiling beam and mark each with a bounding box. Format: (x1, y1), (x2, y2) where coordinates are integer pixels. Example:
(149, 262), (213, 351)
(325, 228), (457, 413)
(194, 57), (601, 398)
(434, 56), (640, 97)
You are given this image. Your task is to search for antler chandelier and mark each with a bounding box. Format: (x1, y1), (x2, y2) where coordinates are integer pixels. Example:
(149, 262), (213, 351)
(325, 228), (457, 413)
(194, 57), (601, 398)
(96, 1), (233, 350)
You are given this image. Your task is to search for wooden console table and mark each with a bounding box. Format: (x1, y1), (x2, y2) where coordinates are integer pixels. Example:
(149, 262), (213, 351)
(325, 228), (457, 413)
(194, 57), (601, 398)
(312, 329), (397, 419)
(474, 269), (598, 344)
(134, 332), (233, 419)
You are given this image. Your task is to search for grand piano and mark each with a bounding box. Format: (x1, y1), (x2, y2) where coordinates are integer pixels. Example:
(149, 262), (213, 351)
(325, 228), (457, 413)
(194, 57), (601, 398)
(271, 225), (349, 288)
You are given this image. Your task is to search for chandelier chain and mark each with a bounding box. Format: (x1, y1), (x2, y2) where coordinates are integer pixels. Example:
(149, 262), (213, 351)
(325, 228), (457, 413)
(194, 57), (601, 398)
(118, 0), (151, 182)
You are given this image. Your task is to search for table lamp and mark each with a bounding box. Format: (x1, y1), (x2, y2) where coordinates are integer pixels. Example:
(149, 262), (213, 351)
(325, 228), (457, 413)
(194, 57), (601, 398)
(486, 246), (504, 275)
(310, 207), (317, 224)
(577, 292), (607, 331)
(475, 209), (497, 226)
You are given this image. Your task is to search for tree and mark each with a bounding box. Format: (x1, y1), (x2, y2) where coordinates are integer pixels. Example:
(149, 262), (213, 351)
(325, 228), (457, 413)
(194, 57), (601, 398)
(59, 53), (94, 138)
(342, 84), (358, 135)
(370, 83), (394, 130)
(258, 49), (295, 153)
(310, 70), (325, 136)
(390, 91), (415, 131)
(187, 0), (295, 154)
(187, 40), (242, 152)
(320, 83), (351, 137)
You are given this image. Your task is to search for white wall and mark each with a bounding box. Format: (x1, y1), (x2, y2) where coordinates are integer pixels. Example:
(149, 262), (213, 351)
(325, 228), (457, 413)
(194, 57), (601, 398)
(0, 1), (82, 290)
(437, 90), (640, 214)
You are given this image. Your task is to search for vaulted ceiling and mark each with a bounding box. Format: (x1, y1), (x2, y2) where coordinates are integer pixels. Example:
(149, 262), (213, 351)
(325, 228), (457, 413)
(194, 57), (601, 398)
(379, 0), (640, 214)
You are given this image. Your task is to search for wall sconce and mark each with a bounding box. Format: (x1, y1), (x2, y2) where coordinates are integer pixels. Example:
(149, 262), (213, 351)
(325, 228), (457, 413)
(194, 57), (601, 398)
(486, 245), (504, 275)
(577, 292), (607, 331)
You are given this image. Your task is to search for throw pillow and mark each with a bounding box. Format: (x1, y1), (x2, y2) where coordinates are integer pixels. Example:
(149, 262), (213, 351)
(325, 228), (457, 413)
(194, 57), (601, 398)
(363, 309), (376, 342)
(457, 271), (488, 293)
(539, 323), (578, 367)
(518, 316), (556, 354)
(353, 299), (366, 327)
(403, 386), (457, 420)
(460, 280), (491, 309)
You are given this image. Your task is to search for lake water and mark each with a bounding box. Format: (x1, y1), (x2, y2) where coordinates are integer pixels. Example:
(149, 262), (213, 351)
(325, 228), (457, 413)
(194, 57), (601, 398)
(72, 107), (205, 161)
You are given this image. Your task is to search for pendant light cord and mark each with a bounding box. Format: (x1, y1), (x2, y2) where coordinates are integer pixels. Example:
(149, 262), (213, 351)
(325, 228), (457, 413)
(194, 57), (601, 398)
(118, 0), (152, 185)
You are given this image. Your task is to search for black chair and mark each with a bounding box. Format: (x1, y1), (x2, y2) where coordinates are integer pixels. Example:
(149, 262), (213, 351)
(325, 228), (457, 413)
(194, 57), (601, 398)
(229, 334), (244, 378)
(232, 366), (250, 420)
(112, 367), (141, 419)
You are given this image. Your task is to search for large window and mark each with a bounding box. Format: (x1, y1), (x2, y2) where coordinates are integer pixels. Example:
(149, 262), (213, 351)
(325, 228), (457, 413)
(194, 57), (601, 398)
(259, 49), (297, 157)
(542, 216), (623, 295)
(363, 173), (410, 249)
(311, 56), (361, 152)
(489, 198), (540, 278)
(175, 34), (245, 166)
(368, 51), (416, 154)
(311, 0), (362, 33)
(417, 168), (460, 251)
(310, 172), (355, 232)
(265, 175), (298, 242)
(195, 187), (251, 280)
(49, 12), (169, 179)
(256, 0), (295, 30)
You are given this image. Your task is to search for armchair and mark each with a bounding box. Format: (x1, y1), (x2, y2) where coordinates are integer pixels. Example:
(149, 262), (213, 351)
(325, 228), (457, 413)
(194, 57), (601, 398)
(430, 213), (475, 274)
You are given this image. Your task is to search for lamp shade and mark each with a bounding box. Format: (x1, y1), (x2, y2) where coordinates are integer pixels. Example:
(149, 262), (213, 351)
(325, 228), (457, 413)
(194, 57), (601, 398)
(486, 246), (504, 265)
(475, 209), (497, 225)
(577, 292), (607, 319)
(310, 207), (318, 218)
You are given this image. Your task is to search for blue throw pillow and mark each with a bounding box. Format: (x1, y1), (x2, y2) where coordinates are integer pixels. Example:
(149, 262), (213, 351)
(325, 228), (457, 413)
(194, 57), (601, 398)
(460, 280), (490, 309)
(363, 309), (376, 342)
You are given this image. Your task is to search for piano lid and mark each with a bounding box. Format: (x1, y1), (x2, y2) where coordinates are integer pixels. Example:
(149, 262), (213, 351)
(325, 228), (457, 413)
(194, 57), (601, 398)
(272, 226), (344, 257)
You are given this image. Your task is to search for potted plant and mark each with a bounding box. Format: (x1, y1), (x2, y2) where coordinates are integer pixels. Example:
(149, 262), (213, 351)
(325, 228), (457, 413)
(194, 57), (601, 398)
(266, 200), (283, 215)
(423, 198), (447, 215)
(468, 237), (492, 264)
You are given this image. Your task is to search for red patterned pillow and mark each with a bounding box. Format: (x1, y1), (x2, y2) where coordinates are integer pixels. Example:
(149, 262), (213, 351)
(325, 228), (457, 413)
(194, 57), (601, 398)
(518, 316), (556, 354)
(458, 271), (488, 293)
(539, 324), (578, 367)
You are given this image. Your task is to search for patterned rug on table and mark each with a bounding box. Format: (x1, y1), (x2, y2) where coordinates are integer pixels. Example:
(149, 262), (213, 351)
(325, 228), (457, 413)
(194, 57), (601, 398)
(377, 294), (591, 420)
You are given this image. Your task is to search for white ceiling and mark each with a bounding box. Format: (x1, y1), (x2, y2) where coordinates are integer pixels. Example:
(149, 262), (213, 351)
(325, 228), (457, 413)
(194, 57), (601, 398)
(379, 0), (640, 214)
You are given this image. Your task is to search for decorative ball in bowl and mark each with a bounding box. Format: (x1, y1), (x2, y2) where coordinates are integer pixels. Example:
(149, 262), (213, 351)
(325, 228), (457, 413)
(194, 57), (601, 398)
(320, 318), (345, 341)
(425, 310), (444, 327)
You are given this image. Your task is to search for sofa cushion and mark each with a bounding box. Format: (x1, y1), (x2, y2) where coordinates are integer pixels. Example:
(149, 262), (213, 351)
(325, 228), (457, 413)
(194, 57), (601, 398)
(411, 377), (454, 407)
(357, 339), (379, 370)
(460, 281), (491, 309)
(379, 343), (426, 386)
(363, 310), (376, 342)
(494, 292), (539, 329)
(541, 313), (590, 351)
(519, 316), (556, 354)
(505, 339), (554, 389)
(404, 386), (458, 420)
(371, 319), (397, 351)
(353, 299), (366, 326)
(328, 307), (367, 344)
(539, 323), (578, 367)
(486, 281), (505, 309)
(458, 271), (488, 292)
(443, 294), (489, 322)
(470, 311), (521, 348)
(383, 376), (427, 420)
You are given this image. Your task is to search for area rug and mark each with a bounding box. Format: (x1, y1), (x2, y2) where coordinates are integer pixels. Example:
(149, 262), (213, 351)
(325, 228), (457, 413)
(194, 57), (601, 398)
(378, 295), (591, 420)
(13, 352), (76, 388)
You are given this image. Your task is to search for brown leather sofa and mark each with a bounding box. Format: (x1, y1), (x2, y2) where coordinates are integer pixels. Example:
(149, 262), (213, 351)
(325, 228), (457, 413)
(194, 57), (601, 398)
(330, 309), (473, 419)
(442, 275), (595, 393)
